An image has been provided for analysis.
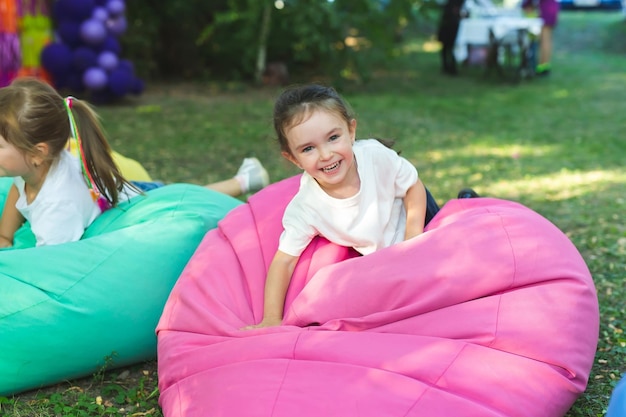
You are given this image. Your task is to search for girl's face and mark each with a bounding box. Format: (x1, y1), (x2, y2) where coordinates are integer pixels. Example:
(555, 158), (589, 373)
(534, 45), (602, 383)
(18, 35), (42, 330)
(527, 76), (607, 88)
(282, 109), (359, 196)
(0, 135), (31, 178)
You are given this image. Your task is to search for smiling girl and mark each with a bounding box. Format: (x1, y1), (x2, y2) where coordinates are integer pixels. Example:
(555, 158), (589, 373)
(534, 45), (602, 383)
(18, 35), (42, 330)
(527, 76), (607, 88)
(245, 84), (440, 329)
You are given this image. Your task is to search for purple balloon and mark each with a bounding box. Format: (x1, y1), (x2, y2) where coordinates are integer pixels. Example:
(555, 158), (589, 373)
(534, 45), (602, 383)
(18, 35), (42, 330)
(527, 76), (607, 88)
(80, 19), (107, 45)
(108, 67), (133, 96)
(57, 20), (82, 47)
(97, 51), (119, 71)
(83, 67), (108, 90)
(73, 47), (98, 71)
(118, 59), (134, 73)
(56, 0), (96, 22)
(66, 71), (86, 92)
(99, 36), (121, 54)
(41, 43), (74, 75)
(106, 0), (126, 16)
(92, 6), (109, 22)
(107, 16), (127, 36)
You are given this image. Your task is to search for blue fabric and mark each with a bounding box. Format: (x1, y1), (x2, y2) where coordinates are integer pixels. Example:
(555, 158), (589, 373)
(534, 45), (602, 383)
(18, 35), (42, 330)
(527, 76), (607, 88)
(131, 180), (165, 192)
(607, 375), (626, 417)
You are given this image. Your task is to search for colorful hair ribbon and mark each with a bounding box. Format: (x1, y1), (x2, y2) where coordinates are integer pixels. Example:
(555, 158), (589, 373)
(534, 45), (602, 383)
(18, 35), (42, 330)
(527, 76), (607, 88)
(64, 96), (111, 212)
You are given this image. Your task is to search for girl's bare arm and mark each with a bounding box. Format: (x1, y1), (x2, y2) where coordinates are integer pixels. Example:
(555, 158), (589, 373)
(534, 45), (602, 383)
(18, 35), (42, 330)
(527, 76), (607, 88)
(403, 179), (427, 240)
(0, 186), (25, 248)
(243, 250), (299, 329)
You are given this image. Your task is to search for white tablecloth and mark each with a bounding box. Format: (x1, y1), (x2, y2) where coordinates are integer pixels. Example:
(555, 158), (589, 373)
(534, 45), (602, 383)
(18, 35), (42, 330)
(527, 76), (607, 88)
(454, 16), (543, 62)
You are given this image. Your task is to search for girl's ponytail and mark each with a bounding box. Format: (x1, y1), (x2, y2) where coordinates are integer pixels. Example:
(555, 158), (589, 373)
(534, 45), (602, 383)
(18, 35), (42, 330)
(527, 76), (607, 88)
(64, 97), (134, 208)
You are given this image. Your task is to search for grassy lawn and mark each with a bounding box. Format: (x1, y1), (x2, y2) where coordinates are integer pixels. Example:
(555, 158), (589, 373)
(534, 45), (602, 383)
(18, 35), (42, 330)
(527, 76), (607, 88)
(1, 10), (624, 417)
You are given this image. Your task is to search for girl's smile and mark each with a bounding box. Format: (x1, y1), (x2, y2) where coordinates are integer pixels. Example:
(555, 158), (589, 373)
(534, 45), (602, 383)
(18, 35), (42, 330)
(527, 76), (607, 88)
(321, 160), (341, 173)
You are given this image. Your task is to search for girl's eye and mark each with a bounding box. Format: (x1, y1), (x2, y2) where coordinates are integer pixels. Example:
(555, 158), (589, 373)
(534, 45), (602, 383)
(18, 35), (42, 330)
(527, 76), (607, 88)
(329, 134), (339, 142)
(302, 146), (313, 153)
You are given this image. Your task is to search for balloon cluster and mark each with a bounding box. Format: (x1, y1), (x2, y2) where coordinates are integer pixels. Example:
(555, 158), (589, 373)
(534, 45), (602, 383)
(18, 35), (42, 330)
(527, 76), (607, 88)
(41, 0), (143, 102)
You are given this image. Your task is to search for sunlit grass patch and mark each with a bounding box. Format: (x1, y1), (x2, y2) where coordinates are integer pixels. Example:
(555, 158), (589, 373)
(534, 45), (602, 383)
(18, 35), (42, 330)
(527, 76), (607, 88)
(487, 168), (626, 201)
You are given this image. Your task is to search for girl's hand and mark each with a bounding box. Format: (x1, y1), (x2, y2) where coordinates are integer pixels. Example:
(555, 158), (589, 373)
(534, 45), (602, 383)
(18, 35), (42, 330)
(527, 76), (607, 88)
(242, 317), (282, 330)
(0, 236), (13, 248)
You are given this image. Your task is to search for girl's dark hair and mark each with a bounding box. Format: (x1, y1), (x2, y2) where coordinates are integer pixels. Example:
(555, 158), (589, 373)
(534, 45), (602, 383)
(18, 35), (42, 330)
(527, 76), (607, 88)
(273, 84), (352, 155)
(0, 77), (135, 206)
(273, 84), (395, 155)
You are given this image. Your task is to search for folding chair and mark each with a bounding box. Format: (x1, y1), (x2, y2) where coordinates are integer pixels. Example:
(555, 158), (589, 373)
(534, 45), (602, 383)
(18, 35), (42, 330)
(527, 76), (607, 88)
(487, 25), (536, 82)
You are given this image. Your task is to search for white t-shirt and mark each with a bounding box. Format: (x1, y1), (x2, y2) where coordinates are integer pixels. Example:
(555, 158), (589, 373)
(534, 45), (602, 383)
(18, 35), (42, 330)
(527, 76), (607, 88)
(279, 139), (418, 256)
(14, 150), (139, 246)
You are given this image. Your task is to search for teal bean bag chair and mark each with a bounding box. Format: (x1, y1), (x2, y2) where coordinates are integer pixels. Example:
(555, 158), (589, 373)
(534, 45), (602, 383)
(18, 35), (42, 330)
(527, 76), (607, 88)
(0, 177), (241, 396)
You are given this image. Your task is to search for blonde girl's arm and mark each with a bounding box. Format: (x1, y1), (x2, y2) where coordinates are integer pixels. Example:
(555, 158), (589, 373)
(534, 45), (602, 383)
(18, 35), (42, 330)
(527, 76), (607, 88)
(403, 178), (427, 241)
(0, 185), (26, 248)
(244, 250), (299, 329)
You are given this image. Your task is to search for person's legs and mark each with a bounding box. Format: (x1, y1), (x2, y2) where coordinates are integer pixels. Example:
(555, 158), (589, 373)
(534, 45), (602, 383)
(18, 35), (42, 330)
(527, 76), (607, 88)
(440, 47), (449, 73)
(442, 43), (458, 75)
(537, 25), (553, 71)
(537, 0), (558, 75)
(206, 157), (269, 197)
(205, 178), (245, 197)
(439, 21), (460, 75)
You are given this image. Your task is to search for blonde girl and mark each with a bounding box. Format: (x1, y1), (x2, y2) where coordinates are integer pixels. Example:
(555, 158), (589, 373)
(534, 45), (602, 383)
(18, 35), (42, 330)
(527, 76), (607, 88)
(0, 77), (139, 247)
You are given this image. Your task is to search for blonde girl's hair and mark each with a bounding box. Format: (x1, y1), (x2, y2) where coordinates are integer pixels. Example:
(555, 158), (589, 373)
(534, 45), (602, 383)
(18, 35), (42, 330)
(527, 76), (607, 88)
(273, 84), (395, 156)
(0, 77), (135, 207)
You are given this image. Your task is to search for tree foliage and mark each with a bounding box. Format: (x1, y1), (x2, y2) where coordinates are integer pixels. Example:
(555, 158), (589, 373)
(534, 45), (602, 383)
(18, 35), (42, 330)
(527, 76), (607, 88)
(122, 0), (440, 83)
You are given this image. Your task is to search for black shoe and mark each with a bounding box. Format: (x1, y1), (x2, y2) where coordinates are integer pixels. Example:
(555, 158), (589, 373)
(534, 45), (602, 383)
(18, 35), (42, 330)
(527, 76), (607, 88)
(457, 188), (480, 199)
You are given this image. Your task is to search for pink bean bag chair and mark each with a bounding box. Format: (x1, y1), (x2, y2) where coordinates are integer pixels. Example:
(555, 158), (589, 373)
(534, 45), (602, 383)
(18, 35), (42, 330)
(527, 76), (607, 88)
(156, 176), (599, 417)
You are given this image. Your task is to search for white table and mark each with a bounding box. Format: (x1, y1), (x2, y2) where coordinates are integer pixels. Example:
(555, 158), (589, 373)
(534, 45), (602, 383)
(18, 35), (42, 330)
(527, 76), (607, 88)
(454, 16), (543, 62)
(454, 16), (543, 80)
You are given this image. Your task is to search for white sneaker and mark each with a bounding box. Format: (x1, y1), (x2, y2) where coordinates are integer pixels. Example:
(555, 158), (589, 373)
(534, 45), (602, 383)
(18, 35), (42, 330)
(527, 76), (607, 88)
(236, 158), (270, 193)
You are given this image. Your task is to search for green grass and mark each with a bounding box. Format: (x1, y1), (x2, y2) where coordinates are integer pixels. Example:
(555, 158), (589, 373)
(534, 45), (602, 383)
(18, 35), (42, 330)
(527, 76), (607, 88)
(2, 10), (624, 417)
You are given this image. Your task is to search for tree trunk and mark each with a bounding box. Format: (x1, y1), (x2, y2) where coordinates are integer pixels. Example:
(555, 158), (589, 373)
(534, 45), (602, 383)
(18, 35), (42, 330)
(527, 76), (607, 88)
(255, 1), (272, 85)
